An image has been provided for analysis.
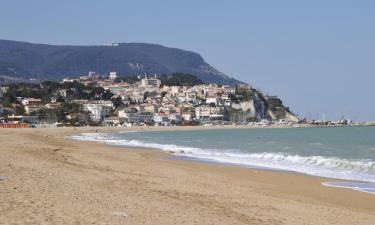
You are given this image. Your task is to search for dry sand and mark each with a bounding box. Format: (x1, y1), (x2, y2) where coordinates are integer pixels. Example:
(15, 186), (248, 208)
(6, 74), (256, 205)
(0, 126), (374, 225)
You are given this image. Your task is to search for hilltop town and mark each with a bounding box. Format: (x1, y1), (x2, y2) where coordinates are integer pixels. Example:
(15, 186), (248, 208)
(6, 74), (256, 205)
(0, 71), (302, 128)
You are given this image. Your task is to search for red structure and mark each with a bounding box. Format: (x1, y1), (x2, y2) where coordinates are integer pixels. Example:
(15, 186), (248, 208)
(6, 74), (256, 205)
(0, 123), (29, 128)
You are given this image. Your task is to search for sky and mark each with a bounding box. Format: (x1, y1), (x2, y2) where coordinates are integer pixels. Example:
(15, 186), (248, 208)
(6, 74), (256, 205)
(1, 0), (374, 121)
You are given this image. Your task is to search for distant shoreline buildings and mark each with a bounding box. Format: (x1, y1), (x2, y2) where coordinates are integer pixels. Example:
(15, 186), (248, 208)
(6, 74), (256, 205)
(0, 71), (362, 128)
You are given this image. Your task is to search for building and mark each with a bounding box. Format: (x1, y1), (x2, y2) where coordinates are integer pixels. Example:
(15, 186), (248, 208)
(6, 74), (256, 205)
(168, 113), (181, 122)
(103, 83), (130, 95)
(62, 78), (78, 83)
(81, 100), (114, 121)
(177, 93), (187, 103)
(195, 105), (225, 120)
(135, 103), (158, 113)
(109, 72), (117, 80)
(206, 95), (218, 105)
(103, 116), (122, 126)
(22, 98), (43, 114)
(236, 83), (251, 92)
(141, 75), (161, 88)
(0, 87), (8, 98)
(153, 113), (169, 123)
(222, 85), (236, 95)
(139, 112), (154, 124)
(181, 112), (195, 121)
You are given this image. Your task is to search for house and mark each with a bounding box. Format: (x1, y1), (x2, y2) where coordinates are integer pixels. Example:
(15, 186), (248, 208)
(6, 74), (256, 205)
(0, 87), (8, 98)
(168, 113), (181, 122)
(141, 75), (161, 88)
(109, 72), (117, 80)
(195, 105), (225, 120)
(184, 91), (197, 102)
(117, 108), (141, 124)
(143, 103), (158, 113)
(103, 116), (122, 126)
(139, 112), (154, 124)
(22, 98), (43, 114)
(62, 78), (78, 83)
(153, 113), (169, 123)
(81, 100), (114, 121)
(236, 83), (251, 92)
(45, 102), (61, 110)
(66, 113), (90, 124)
(177, 93), (187, 103)
(58, 89), (67, 97)
(206, 94), (218, 105)
(222, 85), (236, 95)
(158, 104), (180, 114)
(170, 86), (181, 95)
(126, 112), (141, 124)
(181, 112), (195, 121)
(104, 83), (130, 95)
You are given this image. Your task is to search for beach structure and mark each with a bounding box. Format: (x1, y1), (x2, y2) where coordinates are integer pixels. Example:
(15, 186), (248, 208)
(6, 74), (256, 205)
(0, 123), (29, 128)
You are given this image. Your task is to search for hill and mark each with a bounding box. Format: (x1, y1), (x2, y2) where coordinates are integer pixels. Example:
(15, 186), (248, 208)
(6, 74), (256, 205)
(0, 39), (240, 85)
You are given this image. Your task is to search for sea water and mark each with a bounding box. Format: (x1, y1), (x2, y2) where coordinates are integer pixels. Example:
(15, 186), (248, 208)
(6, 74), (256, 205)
(69, 126), (375, 194)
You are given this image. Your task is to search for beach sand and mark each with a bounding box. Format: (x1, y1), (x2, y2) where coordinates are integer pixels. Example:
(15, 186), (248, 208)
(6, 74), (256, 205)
(0, 126), (374, 225)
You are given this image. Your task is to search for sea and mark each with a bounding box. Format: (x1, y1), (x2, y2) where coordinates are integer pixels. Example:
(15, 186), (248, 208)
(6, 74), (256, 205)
(69, 126), (375, 195)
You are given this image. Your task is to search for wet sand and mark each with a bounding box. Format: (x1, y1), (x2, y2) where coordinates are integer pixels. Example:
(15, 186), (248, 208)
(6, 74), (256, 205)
(0, 126), (374, 225)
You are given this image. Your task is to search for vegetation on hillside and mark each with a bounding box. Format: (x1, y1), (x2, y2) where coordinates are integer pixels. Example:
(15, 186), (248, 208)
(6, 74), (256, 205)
(159, 73), (204, 86)
(1, 81), (113, 106)
(0, 39), (239, 85)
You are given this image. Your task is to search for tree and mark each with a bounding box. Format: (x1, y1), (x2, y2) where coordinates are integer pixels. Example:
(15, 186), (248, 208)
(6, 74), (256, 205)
(159, 73), (204, 86)
(15, 105), (25, 115)
(143, 91), (150, 101)
(161, 91), (167, 98)
(112, 97), (125, 109)
(114, 76), (140, 84)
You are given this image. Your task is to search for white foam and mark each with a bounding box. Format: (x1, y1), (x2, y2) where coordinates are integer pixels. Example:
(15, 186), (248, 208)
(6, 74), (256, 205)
(322, 182), (375, 195)
(68, 133), (375, 183)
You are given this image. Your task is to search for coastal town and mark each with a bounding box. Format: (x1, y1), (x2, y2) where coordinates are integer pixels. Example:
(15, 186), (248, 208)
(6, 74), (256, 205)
(0, 72), (358, 128)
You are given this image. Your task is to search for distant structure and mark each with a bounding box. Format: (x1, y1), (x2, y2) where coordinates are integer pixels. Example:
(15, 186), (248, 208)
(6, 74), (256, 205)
(141, 74), (161, 88)
(109, 72), (117, 80)
(236, 83), (251, 92)
(88, 71), (96, 77)
(102, 43), (119, 47)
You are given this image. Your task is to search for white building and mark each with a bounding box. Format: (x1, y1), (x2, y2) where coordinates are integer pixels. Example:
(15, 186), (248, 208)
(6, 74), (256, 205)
(195, 105), (224, 119)
(153, 113), (168, 123)
(103, 83), (130, 95)
(168, 113), (181, 122)
(181, 112), (195, 121)
(104, 116), (122, 126)
(82, 100), (114, 121)
(109, 72), (117, 80)
(141, 75), (161, 88)
(206, 95), (218, 105)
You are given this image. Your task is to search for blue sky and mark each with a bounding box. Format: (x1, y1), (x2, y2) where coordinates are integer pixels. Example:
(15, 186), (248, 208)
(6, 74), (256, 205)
(1, 0), (374, 120)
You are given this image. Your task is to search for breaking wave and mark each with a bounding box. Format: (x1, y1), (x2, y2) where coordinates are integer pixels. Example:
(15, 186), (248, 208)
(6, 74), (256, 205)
(68, 133), (375, 183)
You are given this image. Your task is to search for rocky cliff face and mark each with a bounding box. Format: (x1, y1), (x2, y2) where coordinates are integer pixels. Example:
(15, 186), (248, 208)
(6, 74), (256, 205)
(228, 90), (299, 122)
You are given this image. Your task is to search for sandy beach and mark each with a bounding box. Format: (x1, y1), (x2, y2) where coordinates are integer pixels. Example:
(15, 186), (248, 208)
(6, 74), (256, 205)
(0, 127), (374, 225)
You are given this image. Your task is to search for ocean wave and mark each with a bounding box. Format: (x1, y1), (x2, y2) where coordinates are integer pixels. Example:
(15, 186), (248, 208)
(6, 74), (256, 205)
(68, 133), (375, 183)
(322, 182), (375, 195)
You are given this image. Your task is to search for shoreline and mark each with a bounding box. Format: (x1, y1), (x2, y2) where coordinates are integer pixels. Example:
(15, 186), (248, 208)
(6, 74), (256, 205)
(1, 127), (375, 224)
(70, 126), (375, 189)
